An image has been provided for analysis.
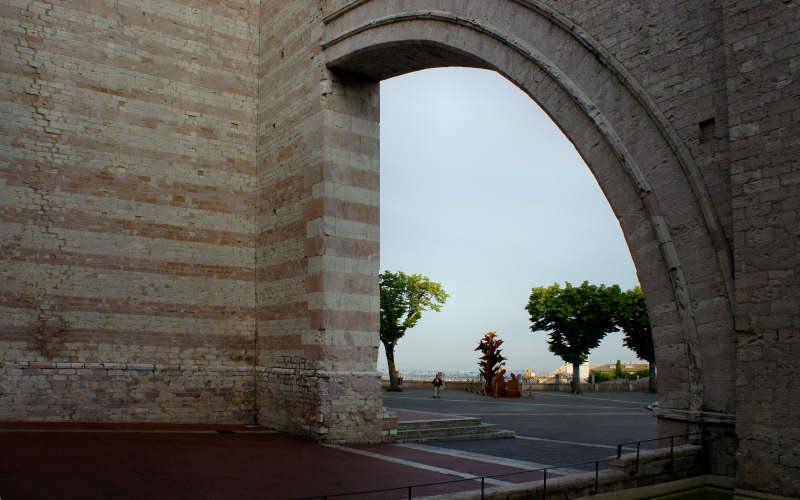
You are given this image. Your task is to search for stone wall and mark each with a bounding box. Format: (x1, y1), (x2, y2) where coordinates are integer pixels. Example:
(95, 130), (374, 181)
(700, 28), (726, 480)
(255, 1), (383, 442)
(1, 0), (798, 495)
(0, 0), (259, 423)
(722, 1), (800, 495)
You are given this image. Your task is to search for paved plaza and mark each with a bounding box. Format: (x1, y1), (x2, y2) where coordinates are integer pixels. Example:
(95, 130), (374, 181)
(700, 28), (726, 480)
(385, 388), (658, 468)
(0, 390), (659, 499)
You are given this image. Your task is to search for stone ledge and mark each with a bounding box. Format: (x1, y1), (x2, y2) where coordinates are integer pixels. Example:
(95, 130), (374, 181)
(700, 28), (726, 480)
(733, 487), (800, 500)
(655, 407), (737, 425)
(418, 444), (706, 499)
(583, 474), (736, 500)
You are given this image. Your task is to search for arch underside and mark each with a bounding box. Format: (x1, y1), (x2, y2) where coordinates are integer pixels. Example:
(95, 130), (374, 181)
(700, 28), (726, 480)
(327, 42), (492, 80)
(321, 1), (736, 424)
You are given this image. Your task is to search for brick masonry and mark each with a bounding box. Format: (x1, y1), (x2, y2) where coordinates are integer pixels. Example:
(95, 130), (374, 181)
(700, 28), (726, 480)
(1, 0), (259, 423)
(1, 0), (798, 496)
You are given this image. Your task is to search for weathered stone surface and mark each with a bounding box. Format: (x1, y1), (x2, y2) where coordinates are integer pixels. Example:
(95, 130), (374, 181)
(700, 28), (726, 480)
(1, 0), (797, 496)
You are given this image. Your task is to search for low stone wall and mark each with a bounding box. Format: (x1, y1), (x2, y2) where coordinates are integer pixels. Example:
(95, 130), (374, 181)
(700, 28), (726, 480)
(420, 444), (706, 499)
(382, 380), (652, 394)
(523, 382), (651, 393)
(383, 380), (470, 391)
(1, 361), (255, 424)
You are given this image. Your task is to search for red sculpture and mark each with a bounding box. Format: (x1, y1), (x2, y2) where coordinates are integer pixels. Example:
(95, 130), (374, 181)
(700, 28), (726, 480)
(506, 373), (522, 398)
(475, 331), (506, 394)
(492, 368), (507, 397)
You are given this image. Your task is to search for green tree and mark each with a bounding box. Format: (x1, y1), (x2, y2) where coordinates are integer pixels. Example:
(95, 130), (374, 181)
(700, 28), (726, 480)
(617, 286), (656, 392)
(475, 331), (506, 394)
(615, 359), (623, 379)
(380, 271), (448, 391)
(526, 281), (621, 394)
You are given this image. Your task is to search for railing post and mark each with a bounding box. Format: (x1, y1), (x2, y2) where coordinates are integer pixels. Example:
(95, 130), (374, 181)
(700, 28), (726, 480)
(481, 477), (485, 499)
(408, 485), (412, 499)
(543, 468), (547, 499)
(617, 444), (622, 458)
(635, 441), (641, 474)
(670, 436), (675, 468)
(594, 461), (599, 494)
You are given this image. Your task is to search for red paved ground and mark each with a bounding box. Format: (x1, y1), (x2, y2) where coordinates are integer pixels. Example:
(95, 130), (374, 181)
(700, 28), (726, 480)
(0, 430), (461, 499)
(0, 415), (553, 499)
(1, 426), (541, 500)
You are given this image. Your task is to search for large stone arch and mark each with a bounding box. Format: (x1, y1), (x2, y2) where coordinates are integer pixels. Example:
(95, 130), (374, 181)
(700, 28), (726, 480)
(3, 0), (797, 495)
(310, 0), (736, 450)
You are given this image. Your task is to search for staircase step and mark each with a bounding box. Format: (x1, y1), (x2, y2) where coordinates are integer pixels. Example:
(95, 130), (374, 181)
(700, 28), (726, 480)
(399, 430), (515, 443)
(397, 417), (482, 430)
(399, 423), (497, 438)
(396, 417), (515, 443)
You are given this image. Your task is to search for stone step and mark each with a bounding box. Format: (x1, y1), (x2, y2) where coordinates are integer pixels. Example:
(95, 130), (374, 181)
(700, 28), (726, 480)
(397, 417), (482, 430)
(399, 422), (499, 439)
(397, 420), (515, 443)
(399, 430), (516, 443)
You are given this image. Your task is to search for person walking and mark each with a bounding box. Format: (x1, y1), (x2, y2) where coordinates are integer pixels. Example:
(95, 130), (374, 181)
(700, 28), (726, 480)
(432, 373), (444, 398)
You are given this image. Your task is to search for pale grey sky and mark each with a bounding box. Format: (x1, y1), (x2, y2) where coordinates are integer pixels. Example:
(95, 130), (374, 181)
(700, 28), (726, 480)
(378, 67), (642, 376)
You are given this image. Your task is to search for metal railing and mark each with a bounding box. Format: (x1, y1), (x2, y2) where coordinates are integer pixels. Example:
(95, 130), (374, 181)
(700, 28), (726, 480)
(292, 432), (702, 500)
(616, 431), (702, 474)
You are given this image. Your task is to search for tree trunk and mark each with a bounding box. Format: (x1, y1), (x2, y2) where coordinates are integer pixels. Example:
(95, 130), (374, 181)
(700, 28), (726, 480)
(572, 362), (583, 394)
(385, 343), (401, 391)
(648, 361), (657, 393)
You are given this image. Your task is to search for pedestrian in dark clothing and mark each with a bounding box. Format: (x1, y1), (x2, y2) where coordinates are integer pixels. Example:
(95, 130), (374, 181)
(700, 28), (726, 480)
(432, 374), (443, 398)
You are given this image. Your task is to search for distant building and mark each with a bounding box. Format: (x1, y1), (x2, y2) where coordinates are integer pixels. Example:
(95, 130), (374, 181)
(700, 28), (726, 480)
(548, 359), (591, 382)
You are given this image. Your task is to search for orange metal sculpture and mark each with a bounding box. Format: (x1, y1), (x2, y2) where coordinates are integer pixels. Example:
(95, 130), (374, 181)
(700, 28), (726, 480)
(475, 331), (506, 395)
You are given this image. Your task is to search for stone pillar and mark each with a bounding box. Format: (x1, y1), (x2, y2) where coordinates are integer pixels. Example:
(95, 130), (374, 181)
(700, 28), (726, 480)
(255, 1), (382, 442)
(723, 1), (800, 495)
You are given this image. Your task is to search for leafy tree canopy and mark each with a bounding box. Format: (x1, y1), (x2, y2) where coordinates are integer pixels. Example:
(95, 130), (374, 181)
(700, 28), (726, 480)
(617, 286), (655, 363)
(379, 270), (449, 347)
(380, 270), (448, 391)
(526, 281), (621, 365)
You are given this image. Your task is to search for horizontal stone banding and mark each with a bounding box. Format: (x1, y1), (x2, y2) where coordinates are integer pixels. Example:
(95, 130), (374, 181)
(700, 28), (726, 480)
(308, 309), (378, 331)
(303, 197), (379, 225)
(0, 208), (252, 248)
(259, 334), (303, 350)
(306, 272), (375, 294)
(0, 292), (254, 320)
(258, 174), (306, 212)
(0, 325), (253, 351)
(1, 245), (253, 281)
(6, 25), (253, 97)
(305, 235), (379, 259)
(1, 159), (255, 212)
(256, 301), (308, 321)
(256, 220), (306, 247)
(304, 164), (379, 191)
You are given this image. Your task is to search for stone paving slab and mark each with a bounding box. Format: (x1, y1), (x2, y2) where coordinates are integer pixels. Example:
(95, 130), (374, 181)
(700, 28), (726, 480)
(349, 443), (549, 480)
